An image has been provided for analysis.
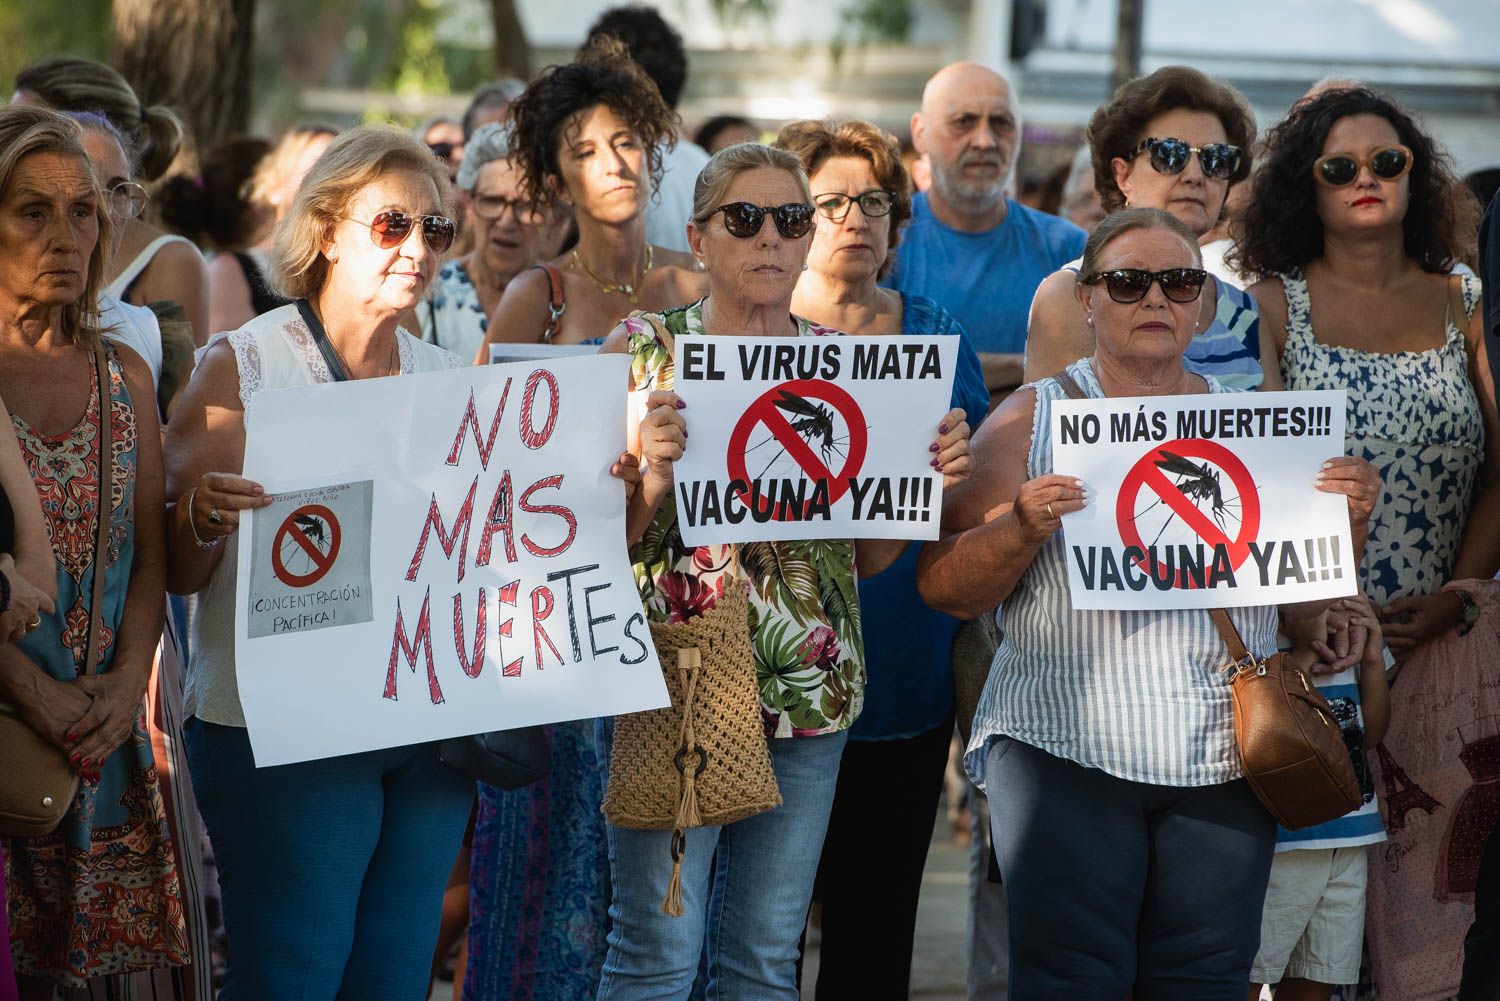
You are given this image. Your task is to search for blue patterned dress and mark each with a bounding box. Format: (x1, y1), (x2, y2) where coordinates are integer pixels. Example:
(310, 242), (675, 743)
(419, 260), (491, 362)
(1278, 271), (1484, 604)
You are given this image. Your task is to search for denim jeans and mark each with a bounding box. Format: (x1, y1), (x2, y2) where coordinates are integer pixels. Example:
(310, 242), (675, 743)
(185, 718), (475, 1001)
(984, 735), (1275, 1001)
(595, 721), (848, 1000)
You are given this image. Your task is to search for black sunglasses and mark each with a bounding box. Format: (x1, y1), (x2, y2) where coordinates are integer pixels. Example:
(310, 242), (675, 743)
(1313, 145), (1413, 187)
(1131, 137), (1242, 181)
(709, 201), (816, 239)
(428, 141), (456, 162)
(812, 189), (895, 222)
(348, 210), (457, 255)
(1079, 267), (1209, 304)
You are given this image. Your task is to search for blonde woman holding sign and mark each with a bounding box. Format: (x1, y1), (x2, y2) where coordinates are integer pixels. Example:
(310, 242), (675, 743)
(917, 207), (1378, 1000)
(595, 141), (970, 1000)
(163, 126), (475, 1001)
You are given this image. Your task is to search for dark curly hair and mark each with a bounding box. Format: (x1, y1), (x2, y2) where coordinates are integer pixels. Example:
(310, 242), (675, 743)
(1087, 66), (1257, 213)
(507, 35), (676, 212)
(1233, 86), (1479, 277)
(585, 5), (687, 109)
(775, 118), (912, 279)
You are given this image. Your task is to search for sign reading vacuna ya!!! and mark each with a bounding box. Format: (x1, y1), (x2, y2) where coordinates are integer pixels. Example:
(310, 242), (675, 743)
(1052, 389), (1356, 610)
(236, 355), (667, 766)
(669, 335), (958, 546)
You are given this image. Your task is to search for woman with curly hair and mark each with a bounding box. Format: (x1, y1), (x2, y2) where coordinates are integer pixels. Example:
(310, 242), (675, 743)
(1237, 85), (1497, 1001)
(473, 35), (704, 357)
(1024, 66), (1265, 390)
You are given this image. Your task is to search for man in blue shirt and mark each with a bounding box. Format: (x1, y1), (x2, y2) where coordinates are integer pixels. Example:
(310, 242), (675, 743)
(887, 62), (1086, 404)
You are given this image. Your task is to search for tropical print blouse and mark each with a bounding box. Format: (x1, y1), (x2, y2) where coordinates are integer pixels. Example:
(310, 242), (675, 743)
(625, 300), (866, 738)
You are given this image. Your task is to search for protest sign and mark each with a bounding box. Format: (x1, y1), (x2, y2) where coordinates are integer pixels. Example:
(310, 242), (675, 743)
(236, 355), (666, 765)
(669, 334), (957, 546)
(1052, 389), (1355, 610)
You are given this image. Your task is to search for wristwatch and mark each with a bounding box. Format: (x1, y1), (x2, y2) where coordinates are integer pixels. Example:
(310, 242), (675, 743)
(1454, 589), (1480, 636)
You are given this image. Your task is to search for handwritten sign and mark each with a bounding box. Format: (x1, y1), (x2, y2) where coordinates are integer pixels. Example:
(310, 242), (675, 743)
(670, 335), (956, 545)
(236, 355), (666, 765)
(1052, 389), (1356, 610)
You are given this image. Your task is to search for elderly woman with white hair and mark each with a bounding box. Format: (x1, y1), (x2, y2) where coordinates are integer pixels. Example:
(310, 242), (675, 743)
(418, 121), (567, 359)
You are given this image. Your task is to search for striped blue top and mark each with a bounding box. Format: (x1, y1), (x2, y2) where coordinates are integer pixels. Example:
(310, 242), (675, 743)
(1056, 261), (1264, 392)
(964, 357), (1279, 789)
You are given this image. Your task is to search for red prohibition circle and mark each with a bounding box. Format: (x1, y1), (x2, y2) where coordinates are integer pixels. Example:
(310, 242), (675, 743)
(271, 503), (343, 588)
(1116, 438), (1261, 588)
(725, 379), (869, 519)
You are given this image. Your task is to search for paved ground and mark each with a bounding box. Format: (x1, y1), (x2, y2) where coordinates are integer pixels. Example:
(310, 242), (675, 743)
(433, 814), (971, 1000)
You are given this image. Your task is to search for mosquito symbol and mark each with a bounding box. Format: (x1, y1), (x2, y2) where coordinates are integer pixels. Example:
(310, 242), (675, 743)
(292, 513), (330, 550)
(1138, 449), (1244, 547)
(744, 390), (852, 480)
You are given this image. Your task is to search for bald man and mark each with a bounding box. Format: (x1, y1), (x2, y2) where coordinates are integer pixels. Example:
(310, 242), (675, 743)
(885, 63), (1086, 403)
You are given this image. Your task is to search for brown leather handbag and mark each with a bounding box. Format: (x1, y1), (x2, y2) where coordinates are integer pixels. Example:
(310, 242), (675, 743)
(1210, 609), (1362, 830)
(0, 343), (113, 838)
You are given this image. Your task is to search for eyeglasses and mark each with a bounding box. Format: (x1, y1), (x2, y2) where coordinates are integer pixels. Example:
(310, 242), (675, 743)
(428, 142), (457, 162)
(470, 192), (539, 223)
(1313, 145), (1413, 187)
(1131, 137), (1243, 181)
(106, 180), (149, 220)
(708, 201), (816, 240)
(1079, 267), (1209, 304)
(812, 189), (894, 222)
(347, 210), (456, 254)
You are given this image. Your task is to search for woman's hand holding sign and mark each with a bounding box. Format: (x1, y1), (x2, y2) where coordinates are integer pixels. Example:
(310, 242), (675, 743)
(932, 407), (974, 489)
(1014, 475), (1088, 546)
(639, 390), (687, 487)
(184, 472), (272, 545)
(1313, 456), (1380, 534)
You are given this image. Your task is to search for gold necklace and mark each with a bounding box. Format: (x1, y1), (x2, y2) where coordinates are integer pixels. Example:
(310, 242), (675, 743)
(571, 245), (653, 304)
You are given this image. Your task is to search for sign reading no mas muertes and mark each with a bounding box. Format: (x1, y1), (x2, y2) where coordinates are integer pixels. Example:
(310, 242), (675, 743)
(669, 334), (957, 546)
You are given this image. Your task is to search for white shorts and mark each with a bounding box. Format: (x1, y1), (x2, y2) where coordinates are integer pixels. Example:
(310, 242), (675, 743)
(1250, 845), (1368, 986)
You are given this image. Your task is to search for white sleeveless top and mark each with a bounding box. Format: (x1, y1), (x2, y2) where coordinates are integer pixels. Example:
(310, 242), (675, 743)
(99, 293), (163, 387)
(185, 304), (464, 727)
(104, 233), (203, 300)
(965, 358), (1279, 790)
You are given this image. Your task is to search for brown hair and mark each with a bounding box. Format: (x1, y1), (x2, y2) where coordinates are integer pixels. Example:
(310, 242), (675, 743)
(1087, 66), (1257, 213)
(774, 118), (911, 278)
(506, 35), (676, 211)
(270, 126), (453, 300)
(15, 57), (184, 182)
(1077, 207), (1201, 280)
(0, 107), (111, 345)
(690, 142), (811, 223)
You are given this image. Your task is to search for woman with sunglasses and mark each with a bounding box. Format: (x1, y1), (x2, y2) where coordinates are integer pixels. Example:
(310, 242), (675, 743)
(598, 141), (970, 999)
(474, 37), (705, 358)
(772, 117), (988, 1000)
(918, 207), (1377, 999)
(1024, 66), (1265, 391)
(162, 127), (474, 1000)
(1236, 87), (1493, 1001)
(13, 57), (210, 350)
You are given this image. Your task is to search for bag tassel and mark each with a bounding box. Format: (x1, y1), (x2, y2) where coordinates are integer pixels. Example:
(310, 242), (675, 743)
(661, 648), (702, 916)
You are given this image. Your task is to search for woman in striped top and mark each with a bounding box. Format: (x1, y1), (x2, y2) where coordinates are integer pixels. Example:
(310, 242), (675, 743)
(918, 208), (1380, 1000)
(1024, 66), (1265, 392)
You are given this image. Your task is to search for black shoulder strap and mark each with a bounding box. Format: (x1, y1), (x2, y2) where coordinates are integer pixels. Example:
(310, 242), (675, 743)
(294, 298), (351, 383)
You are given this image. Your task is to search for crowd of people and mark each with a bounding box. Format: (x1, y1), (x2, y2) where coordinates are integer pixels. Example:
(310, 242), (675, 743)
(0, 5), (1497, 1001)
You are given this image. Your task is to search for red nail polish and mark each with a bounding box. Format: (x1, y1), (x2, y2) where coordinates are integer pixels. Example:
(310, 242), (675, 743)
(80, 758), (92, 770)
(929, 443), (939, 453)
(69, 753), (80, 765)
(940, 423), (950, 434)
(675, 400), (687, 409)
(930, 458), (940, 468)
(65, 731), (78, 742)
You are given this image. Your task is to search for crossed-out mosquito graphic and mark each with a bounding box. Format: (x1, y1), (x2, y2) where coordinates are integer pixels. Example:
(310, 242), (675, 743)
(1136, 448), (1248, 548)
(744, 389), (856, 480)
(277, 512), (333, 577)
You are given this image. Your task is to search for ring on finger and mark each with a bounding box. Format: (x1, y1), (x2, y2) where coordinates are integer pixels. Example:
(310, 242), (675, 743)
(208, 508), (224, 525)
(25, 615), (40, 632)
(1046, 502), (1056, 519)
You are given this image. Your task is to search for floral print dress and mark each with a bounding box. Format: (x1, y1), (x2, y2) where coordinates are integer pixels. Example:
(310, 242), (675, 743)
(1278, 271), (1483, 605)
(626, 301), (866, 738)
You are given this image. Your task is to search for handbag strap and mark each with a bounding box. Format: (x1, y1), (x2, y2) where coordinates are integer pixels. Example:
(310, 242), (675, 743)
(294, 298), (352, 383)
(1053, 368), (1088, 401)
(1207, 607), (1256, 670)
(83, 343), (112, 678)
(532, 263), (565, 343)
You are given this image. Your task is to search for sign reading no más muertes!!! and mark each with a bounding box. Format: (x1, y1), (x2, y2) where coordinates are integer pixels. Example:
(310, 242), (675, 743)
(236, 355), (667, 765)
(668, 335), (958, 546)
(1052, 389), (1357, 610)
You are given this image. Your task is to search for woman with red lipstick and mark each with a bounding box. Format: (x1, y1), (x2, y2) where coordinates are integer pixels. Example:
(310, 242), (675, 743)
(1025, 66), (1265, 391)
(162, 127), (475, 1000)
(475, 37), (705, 356)
(0, 107), (187, 996)
(776, 117), (989, 1000)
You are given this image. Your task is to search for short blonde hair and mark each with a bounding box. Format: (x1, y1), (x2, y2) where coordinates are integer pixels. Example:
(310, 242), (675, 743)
(691, 142), (811, 223)
(271, 126), (454, 301)
(0, 107), (111, 346)
(247, 124), (340, 211)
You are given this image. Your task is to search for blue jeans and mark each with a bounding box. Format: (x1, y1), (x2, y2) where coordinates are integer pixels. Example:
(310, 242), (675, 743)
(184, 718), (475, 1001)
(984, 736), (1275, 1001)
(595, 721), (848, 1000)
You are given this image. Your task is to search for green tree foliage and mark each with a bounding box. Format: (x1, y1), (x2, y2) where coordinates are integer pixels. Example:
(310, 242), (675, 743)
(0, 0), (112, 92)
